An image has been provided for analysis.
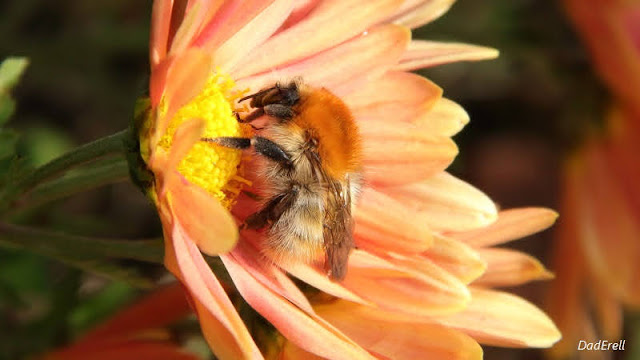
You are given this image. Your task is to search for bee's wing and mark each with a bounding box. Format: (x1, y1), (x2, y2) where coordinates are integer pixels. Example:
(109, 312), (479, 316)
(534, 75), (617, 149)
(306, 150), (354, 280)
(323, 176), (355, 280)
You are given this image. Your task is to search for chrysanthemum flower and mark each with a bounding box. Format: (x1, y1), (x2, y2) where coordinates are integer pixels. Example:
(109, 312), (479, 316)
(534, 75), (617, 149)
(136, 0), (561, 358)
(546, 0), (640, 358)
(42, 284), (198, 360)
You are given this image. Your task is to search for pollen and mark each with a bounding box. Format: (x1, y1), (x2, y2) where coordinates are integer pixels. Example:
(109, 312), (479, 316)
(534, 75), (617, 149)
(157, 73), (247, 208)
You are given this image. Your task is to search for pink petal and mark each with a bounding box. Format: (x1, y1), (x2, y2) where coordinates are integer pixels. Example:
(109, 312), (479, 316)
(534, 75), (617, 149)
(235, 24), (410, 97)
(341, 251), (471, 316)
(354, 187), (433, 254)
(379, 172), (497, 232)
(474, 248), (554, 287)
(345, 71), (443, 125)
(422, 235), (486, 284)
(449, 207), (558, 248)
(387, 0), (455, 29)
(231, 0), (404, 78)
(395, 40), (499, 72)
(360, 120), (458, 186)
(215, 0), (294, 71)
(221, 253), (375, 360)
(435, 288), (561, 348)
(316, 300), (483, 360)
(150, 0), (175, 68)
(166, 220), (262, 359)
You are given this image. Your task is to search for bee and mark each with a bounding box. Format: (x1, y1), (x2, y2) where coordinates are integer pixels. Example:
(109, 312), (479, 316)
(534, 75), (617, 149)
(203, 80), (362, 280)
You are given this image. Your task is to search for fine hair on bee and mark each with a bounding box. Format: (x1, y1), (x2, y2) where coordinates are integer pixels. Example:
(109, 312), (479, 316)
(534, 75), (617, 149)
(202, 79), (363, 280)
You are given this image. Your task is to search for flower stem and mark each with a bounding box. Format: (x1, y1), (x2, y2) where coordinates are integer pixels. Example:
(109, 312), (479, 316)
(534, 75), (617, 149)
(0, 221), (164, 264)
(0, 129), (130, 214)
(14, 156), (129, 212)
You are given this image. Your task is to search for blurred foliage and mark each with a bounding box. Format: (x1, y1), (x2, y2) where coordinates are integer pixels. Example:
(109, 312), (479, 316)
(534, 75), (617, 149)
(0, 0), (618, 359)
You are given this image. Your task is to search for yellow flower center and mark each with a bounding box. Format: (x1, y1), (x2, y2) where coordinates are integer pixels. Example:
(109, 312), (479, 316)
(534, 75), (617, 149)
(157, 73), (249, 208)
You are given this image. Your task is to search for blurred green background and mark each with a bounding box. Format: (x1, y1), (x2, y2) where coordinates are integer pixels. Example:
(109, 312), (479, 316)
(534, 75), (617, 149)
(0, 1), (610, 359)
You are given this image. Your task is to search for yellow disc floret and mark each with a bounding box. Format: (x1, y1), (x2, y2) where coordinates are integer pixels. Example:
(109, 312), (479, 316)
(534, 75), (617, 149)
(157, 73), (246, 208)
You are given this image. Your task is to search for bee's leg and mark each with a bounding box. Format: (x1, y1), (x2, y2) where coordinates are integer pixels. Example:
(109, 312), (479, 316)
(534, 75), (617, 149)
(201, 136), (292, 168)
(244, 185), (299, 230)
(263, 104), (295, 121)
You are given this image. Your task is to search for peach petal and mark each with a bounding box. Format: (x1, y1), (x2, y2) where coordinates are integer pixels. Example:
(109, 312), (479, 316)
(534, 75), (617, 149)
(422, 235), (486, 284)
(159, 49), (212, 139)
(231, 0), (403, 77)
(194, 1), (273, 54)
(342, 251), (471, 316)
(588, 275), (623, 342)
(80, 284), (190, 343)
(283, 261), (371, 305)
(221, 253), (375, 360)
(169, 1), (210, 57)
(577, 144), (640, 305)
(435, 288), (561, 348)
(450, 207), (558, 247)
(387, 0), (455, 29)
(316, 300), (483, 360)
(395, 40), (499, 72)
(48, 341), (200, 360)
(474, 248), (554, 287)
(161, 118), (205, 193)
(342, 71), (441, 109)
(215, 0), (294, 72)
(168, 180), (238, 255)
(360, 121), (458, 186)
(345, 71), (442, 124)
(379, 172), (497, 232)
(544, 170), (588, 359)
(279, 0), (322, 30)
(150, 0), (174, 68)
(150, 57), (174, 108)
(354, 187), (433, 254)
(235, 24), (410, 97)
(167, 220), (261, 359)
(415, 97), (470, 137)
(280, 342), (325, 360)
(564, 0), (640, 109)
(225, 240), (315, 314)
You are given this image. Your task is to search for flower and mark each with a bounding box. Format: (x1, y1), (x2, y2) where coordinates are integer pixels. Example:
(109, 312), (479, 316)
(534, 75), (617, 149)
(546, 0), (640, 358)
(42, 284), (199, 360)
(137, 0), (561, 358)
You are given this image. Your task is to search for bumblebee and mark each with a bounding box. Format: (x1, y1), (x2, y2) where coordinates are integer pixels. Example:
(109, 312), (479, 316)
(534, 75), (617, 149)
(204, 80), (362, 280)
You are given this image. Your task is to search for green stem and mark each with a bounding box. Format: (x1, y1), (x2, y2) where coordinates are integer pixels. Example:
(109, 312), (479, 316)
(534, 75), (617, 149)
(0, 221), (163, 264)
(0, 129), (130, 212)
(14, 156), (129, 211)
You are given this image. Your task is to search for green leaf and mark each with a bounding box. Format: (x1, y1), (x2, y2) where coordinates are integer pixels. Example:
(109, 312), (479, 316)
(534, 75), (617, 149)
(0, 96), (15, 125)
(0, 57), (29, 126)
(0, 57), (29, 94)
(0, 128), (19, 159)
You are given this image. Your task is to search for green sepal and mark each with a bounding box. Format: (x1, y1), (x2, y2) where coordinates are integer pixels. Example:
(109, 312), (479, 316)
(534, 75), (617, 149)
(125, 97), (155, 198)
